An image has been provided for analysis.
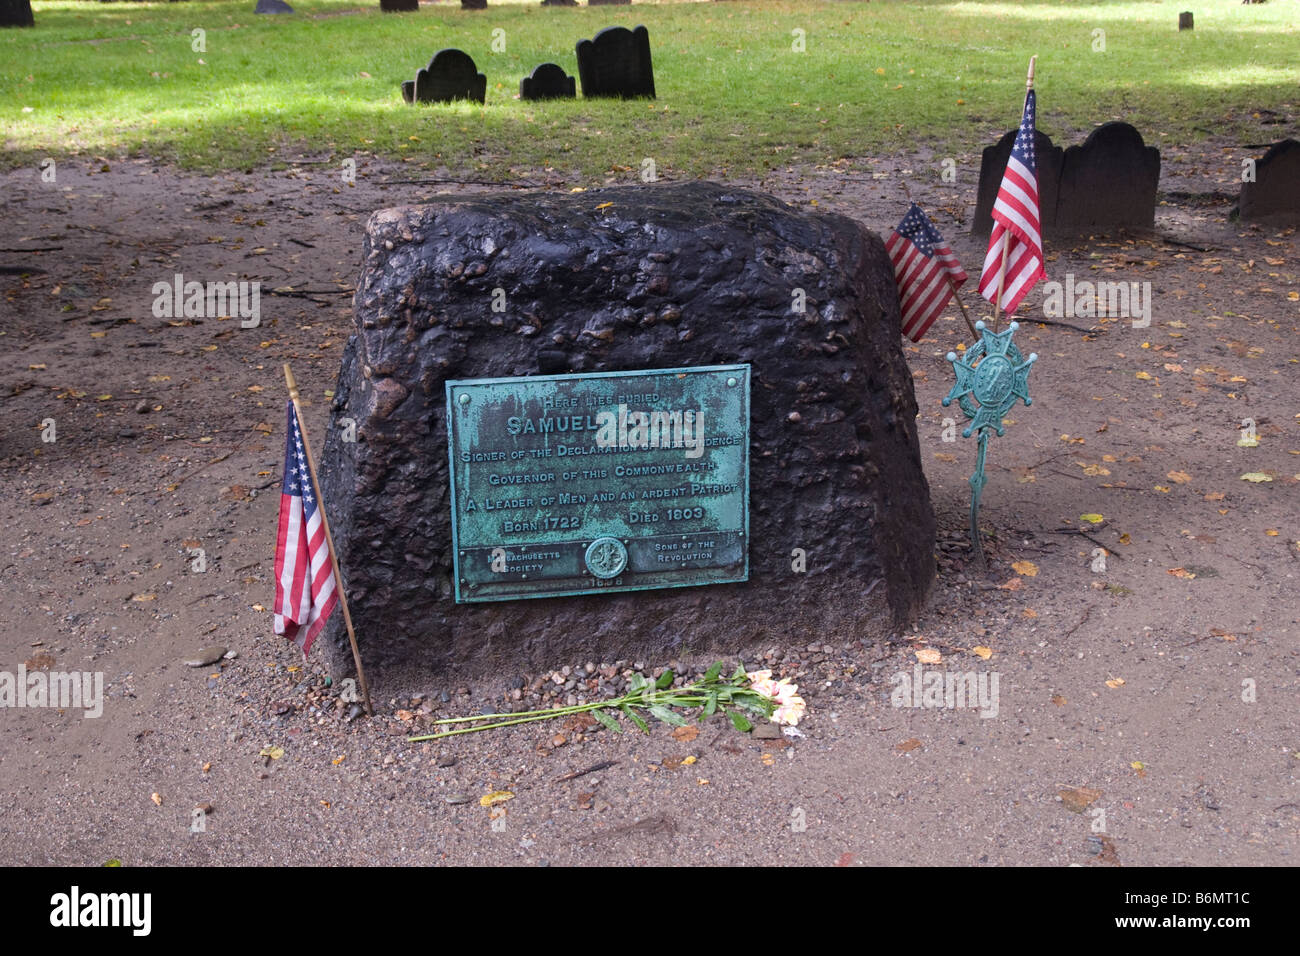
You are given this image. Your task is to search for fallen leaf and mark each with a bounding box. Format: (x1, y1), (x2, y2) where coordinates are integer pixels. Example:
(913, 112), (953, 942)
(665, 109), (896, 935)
(1051, 694), (1067, 707)
(259, 746), (285, 760)
(896, 738), (923, 753)
(915, 647), (942, 664)
(479, 790), (514, 808)
(150, 793), (163, 806)
(1210, 628), (1236, 642)
(1118, 533), (1132, 545)
(998, 576), (1023, 591)
(1167, 567), (1196, 579)
(1105, 677), (1126, 688)
(1012, 560), (1039, 577)
(1059, 785), (1102, 813)
(671, 725), (700, 742)
(1166, 470), (1192, 484)
(1079, 513), (1104, 524)
(1240, 472), (1273, 483)
(971, 645), (993, 660)
(1081, 464), (1111, 476)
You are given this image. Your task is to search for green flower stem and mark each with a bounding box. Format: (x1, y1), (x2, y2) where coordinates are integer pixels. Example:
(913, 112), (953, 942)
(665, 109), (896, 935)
(407, 676), (768, 742)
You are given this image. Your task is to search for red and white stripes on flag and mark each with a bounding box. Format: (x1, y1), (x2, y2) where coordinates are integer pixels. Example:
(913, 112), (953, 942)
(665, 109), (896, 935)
(978, 89), (1047, 316)
(886, 202), (969, 341)
(274, 400), (337, 656)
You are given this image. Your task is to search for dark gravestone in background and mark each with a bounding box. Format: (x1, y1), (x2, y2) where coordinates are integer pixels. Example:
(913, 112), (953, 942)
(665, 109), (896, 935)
(380, 0), (418, 12)
(254, 0), (294, 13)
(576, 25), (655, 98)
(1178, 11), (1193, 29)
(0, 0), (35, 27)
(405, 49), (487, 105)
(541, 0), (577, 5)
(318, 182), (935, 677)
(520, 62), (576, 100)
(461, 0), (486, 9)
(1055, 122), (1160, 234)
(589, 0), (631, 5)
(972, 128), (1063, 237)
(974, 123), (1159, 237)
(1239, 139), (1300, 225)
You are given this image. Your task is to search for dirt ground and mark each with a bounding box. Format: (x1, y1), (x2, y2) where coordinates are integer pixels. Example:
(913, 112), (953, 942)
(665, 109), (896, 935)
(1, 144), (1296, 866)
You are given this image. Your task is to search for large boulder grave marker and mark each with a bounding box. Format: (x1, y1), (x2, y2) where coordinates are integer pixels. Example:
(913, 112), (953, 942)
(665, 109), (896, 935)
(404, 49), (487, 105)
(576, 25), (655, 99)
(520, 62), (576, 101)
(318, 181), (935, 676)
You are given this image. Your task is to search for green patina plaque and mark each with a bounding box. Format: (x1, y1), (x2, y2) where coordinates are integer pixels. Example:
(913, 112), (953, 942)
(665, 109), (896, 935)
(447, 365), (750, 602)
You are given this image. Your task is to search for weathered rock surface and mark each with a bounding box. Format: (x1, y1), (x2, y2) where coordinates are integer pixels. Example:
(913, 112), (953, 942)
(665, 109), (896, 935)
(319, 181), (934, 676)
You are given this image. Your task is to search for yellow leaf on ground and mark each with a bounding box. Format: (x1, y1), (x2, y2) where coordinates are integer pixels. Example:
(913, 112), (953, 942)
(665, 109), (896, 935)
(1167, 470), (1192, 483)
(671, 725), (700, 742)
(151, 793), (163, 806)
(1168, 567), (1197, 579)
(1240, 473), (1273, 483)
(480, 790), (514, 808)
(915, 648), (942, 664)
(1135, 371), (1152, 380)
(971, 646), (993, 659)
(1012, 560), (1039, 577)
(1081, 464), (1110, 476)
(1118, 533), (1132, 545)
(1079, 513), (1104, 524)
(1105, 677), (1126, 688)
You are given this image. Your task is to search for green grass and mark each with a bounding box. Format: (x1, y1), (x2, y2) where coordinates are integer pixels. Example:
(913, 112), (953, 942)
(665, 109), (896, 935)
(2, 0), (1296, 178)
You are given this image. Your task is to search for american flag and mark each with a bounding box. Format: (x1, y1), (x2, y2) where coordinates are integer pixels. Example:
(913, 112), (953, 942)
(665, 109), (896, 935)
(274, 400), (337, 656)
(978, 89), (1047, 316)
(886, 202), (969, 342)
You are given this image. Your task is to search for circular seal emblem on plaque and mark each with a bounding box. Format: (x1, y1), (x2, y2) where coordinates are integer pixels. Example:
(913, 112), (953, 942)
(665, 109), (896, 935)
(584, 537), (628, 579)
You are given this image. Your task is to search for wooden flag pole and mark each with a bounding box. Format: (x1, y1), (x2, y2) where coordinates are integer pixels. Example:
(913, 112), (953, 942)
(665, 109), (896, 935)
(947, 279), (980, 342)
(992, 55), (1036, 335)
(283, 363), (374, 717)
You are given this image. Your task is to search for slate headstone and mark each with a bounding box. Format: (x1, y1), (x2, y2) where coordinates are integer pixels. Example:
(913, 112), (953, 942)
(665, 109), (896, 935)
(974, 122), (1159, 237)
(589, 0), (630, 5)
(0, 0), (35, 27)
(461, 0), (486, 8)
(972, 128), (1063, 236)
(1239, 139), (1300, 225)
(319, 182), (935, 676)
(254, 0), (294, 13)
(540, 0), (577, 5)
(407, 49), (487, 105)
(380, 0), (418, 11)
(1055, 122), (1160, 234)
(576, 25), (654, 99)
(1178, 11), (1193, 29)
(520, 62), (576, 101)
